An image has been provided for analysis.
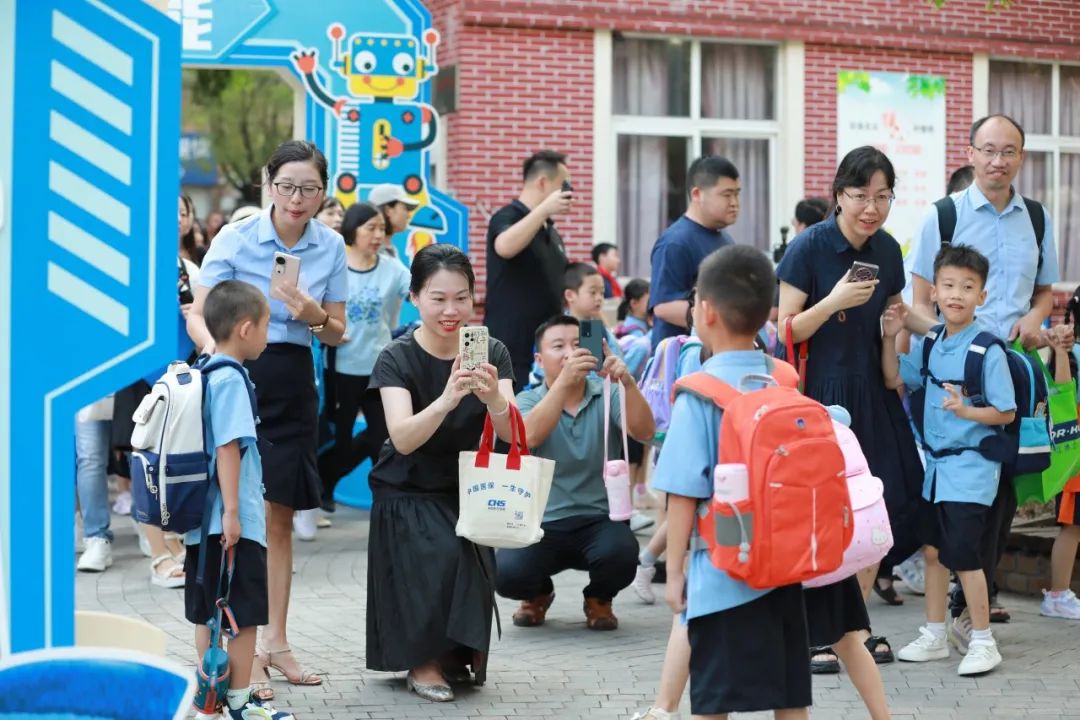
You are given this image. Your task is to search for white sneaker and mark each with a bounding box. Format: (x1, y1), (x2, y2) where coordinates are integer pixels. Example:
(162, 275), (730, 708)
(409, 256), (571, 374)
(112, 490), (132, 515)
(894, 554), (926, 595)
(629, 511), (654, 533)
(948, 609), (972, 655)
(897, 626), (949, 662)
(630, 709), (678, 720)
(77, 537), (113, 572)
(631, 565), (657, 604)
(1040, 589), (1080, 620)
(957, 640), (1001, 675)
(293, 509), (318, 541)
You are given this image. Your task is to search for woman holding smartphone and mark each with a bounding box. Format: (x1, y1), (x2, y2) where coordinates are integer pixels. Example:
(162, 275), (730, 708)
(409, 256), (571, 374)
(776, 146), (924, 720)
(187, 140), (347, 696)
(366, 244), (515, 702)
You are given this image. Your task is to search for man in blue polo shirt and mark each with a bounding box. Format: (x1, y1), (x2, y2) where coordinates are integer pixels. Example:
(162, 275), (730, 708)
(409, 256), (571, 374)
(649, 155), (741, 345)
(495, 315), (655, 631)
(910, 113), (1061, 648)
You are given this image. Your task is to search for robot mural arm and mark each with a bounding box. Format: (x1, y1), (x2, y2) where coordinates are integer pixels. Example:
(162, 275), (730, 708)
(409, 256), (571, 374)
(292, 49), (347, 116)
(399, 106), (438, 153)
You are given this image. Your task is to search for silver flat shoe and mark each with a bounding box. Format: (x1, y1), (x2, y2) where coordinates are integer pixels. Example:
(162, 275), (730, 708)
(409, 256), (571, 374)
(406, 671), (455, 702)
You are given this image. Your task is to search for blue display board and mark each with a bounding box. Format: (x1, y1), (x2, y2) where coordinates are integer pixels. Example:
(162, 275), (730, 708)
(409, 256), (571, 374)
(175, 0), (468, 277)
(1, 0), (181, 655)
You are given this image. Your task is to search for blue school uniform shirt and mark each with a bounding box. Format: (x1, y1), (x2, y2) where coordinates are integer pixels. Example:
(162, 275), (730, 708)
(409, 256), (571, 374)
(911, 185), (1058, 340)
(649, 216), (735, 346)
(652, 349), (773, 620)
(334, 256), (411, 376)
(900, 322), (1016, 507)
(184, 355), (266, 547)
(198, 206), (349, 346)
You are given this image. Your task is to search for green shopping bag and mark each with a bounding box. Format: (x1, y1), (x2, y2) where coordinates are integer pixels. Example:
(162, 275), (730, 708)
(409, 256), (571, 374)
(1013, 346), (1080, 504)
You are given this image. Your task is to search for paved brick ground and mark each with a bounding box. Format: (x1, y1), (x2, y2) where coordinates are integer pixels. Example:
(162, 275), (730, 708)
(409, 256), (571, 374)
(77, 508), (1080, 719)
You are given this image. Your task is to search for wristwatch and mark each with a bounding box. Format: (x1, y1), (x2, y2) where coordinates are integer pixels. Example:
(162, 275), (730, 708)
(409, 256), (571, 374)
(309, 310), (330, 333)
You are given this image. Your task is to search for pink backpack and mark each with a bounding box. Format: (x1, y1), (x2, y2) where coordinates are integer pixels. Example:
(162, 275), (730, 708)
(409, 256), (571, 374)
(803, 420), (894, 588)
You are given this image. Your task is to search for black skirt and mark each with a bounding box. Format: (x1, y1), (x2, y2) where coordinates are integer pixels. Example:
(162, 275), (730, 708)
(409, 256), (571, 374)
(245, 343), (321, 510)
(803, 575), (871, 648)
(366, 492), (496, 681)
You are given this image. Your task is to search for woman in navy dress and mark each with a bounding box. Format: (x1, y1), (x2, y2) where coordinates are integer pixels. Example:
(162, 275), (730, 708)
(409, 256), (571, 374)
(777, 146), (923, 720)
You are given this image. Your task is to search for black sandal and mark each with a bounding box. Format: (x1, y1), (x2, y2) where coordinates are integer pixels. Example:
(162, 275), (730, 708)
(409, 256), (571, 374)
(810, 646), (840, 674)
(872, 580), (904, 606)
(990, 604), (1011, 623)
(865, 635), (895, 664)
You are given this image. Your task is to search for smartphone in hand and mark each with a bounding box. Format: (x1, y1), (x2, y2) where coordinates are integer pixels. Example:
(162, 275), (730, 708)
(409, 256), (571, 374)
(270, 252), (301, 295)
(459, 326), (490, 390)
(562, 180), (573, 195)
(579, 319), (604, 369)
(848, 261), (880, 283)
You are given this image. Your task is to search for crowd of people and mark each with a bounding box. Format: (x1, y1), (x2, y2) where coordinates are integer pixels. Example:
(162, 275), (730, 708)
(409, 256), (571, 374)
(72, 113), (1080, 720)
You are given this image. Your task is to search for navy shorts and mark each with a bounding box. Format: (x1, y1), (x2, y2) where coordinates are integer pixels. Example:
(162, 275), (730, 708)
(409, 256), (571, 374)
(919, 499), (988, 572)
(184, 537), (268, 629)
(687, 584), (811, 715)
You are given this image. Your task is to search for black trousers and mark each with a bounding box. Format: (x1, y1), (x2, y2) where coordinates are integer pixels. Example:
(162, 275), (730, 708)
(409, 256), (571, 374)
(318, 373), (387, 503)
(949, 467), (1016, 616)
(494, 514), (638, 601)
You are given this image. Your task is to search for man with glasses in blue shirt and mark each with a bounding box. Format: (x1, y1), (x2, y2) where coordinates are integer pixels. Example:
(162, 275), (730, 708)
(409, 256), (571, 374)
(910, 113), (1062, 651)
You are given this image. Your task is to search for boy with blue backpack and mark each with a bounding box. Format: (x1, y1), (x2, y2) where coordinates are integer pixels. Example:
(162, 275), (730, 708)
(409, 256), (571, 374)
(882, 245), (1016, 676)
(183, 280), (292, 720)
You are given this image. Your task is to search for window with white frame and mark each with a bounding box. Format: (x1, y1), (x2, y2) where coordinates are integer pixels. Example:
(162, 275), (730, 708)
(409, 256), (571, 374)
(612, 35), (780, 278)
(989, 60), (1080, 280)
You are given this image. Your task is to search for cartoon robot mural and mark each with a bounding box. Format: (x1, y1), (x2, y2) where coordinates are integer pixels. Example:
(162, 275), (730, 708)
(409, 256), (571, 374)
(176, 0), (466, 265)
(293, 24), (445, 258)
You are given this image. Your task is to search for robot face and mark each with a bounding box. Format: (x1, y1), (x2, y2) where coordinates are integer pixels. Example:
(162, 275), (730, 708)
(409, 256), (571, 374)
(346, 34), (420, 98)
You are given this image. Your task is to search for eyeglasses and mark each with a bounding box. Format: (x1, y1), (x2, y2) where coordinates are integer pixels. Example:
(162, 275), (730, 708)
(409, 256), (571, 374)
(972, 145), (1020, 161)
(273, 182), (324, 199)
(841, 191), (895, 208)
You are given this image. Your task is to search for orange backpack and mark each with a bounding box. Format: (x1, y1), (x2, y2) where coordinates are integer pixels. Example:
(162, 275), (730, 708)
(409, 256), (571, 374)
(674, 361), (852, 590)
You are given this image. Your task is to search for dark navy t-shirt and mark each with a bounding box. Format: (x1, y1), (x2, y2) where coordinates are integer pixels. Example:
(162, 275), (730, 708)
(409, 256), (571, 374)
(648, 215), (735, 345)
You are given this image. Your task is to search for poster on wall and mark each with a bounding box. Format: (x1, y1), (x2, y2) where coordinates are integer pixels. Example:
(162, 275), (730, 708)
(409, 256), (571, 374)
(837, 71), (946, 299)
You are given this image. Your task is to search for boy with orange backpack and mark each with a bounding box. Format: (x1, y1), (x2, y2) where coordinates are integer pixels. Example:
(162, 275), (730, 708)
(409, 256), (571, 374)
(655, 245), (848, 719)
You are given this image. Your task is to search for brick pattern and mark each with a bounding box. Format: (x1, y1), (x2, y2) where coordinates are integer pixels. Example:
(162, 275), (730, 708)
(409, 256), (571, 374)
(430, 2), (595, 301)
(803, 45), (973, 199)
(998, 546), (1080, 597)
(457, 0), (1080, 62)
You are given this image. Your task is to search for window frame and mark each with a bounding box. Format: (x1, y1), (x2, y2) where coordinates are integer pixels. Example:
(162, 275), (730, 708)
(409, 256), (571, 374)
(602, 33), (787, 267)
(987, 57), (1080, 224)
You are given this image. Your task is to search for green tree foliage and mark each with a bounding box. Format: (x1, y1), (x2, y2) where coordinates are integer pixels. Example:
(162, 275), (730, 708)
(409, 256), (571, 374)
(184, 69), (294, 203)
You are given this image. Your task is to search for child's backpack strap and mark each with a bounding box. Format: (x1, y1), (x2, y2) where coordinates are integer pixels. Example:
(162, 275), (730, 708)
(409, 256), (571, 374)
(767, 358), (800, 389)
(962, 332), (1007, 408)
(674, 372), (740, 410)
(921, 324), (943, 385)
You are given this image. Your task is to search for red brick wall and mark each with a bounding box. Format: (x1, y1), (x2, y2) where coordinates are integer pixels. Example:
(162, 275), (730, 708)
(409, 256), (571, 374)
(431, 1), (595, 301)
(803, 45), (974, 198)
(428, 0), (1078, 298)
(457, 0), (1080, 62)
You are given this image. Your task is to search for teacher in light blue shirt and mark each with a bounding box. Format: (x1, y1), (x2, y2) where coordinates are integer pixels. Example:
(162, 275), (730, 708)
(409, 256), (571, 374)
(187, 140), (347, 693)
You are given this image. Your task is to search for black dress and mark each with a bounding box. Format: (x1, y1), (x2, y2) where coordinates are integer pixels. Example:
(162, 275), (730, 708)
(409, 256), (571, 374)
(365, 330), (514, 682)
(776, 215), (924, 646)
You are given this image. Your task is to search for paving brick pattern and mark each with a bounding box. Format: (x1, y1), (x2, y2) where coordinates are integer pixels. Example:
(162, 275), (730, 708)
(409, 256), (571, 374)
(77, 510), (1080, 719)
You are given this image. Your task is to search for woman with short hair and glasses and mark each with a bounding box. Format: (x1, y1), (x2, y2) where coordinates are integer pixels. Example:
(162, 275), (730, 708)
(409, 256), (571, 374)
(187, 139), (348, 698)
(775, 145), (926, 720)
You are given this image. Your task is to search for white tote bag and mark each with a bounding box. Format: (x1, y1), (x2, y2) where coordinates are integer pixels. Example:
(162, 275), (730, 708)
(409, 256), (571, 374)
(457, 405), (555, 549)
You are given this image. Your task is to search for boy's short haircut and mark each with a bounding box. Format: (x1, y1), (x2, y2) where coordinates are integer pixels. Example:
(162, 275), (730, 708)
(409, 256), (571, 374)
(204, 280), (268, 343)
(535, 314), (580, 348)
(591, 243), (616, 264)
(687, 155), (739, 194)
(696, 246), (774, 336)
(932, 244), (989, 287)
(563, 261), (600, 293)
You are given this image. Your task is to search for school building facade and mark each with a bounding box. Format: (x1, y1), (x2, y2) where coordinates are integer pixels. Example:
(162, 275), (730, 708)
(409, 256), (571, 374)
(425, 0), (1080, 298)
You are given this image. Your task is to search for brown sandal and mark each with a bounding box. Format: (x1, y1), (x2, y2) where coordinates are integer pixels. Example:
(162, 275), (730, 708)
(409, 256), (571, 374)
(259, 647), (322, 686)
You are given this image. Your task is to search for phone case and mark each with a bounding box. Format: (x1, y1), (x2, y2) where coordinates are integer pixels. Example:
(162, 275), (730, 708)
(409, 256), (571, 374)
(460, 326), (489, 389)
(849, 262), (879, 283)
(580, 320), (605, 368)
(270, 253), (301, 294)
